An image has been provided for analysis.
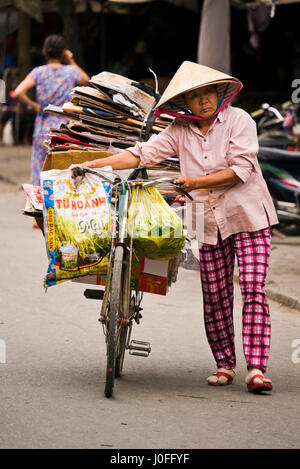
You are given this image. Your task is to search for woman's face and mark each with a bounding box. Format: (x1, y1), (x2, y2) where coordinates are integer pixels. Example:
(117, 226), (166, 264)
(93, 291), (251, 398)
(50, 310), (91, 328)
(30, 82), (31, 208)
(184, 85), (218, 119)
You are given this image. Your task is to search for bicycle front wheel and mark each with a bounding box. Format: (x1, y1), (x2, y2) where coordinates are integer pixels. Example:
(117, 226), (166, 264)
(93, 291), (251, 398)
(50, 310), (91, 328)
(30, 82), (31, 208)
(104, 244), (124, 398)
(115, 324), (128, 378)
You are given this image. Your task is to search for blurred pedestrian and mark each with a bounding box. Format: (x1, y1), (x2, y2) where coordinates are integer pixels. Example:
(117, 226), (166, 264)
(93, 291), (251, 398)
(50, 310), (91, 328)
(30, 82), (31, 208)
(13, 34), (89, 193)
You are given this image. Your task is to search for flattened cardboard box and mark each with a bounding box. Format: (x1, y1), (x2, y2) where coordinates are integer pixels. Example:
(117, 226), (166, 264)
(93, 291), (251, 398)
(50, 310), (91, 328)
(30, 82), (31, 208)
(42, 150), (113, 171)
(73, 256), (170, 296)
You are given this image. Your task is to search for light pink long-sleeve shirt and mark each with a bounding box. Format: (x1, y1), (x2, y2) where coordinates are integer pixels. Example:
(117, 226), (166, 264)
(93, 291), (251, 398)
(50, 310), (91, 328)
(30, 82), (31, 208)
(127, 106), (278, 245)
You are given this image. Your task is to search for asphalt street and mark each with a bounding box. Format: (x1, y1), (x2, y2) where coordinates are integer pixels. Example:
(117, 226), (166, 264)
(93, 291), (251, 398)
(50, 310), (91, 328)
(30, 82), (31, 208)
(0, 181), (300, 449)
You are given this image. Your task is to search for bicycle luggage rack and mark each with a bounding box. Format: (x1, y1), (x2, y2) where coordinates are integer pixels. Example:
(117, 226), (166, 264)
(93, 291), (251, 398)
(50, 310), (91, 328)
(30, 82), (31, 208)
(128, 340), (151, 357)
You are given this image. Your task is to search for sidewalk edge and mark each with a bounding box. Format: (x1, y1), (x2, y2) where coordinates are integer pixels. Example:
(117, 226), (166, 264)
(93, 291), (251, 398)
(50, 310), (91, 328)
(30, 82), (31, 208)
(233, 274), (300, 312)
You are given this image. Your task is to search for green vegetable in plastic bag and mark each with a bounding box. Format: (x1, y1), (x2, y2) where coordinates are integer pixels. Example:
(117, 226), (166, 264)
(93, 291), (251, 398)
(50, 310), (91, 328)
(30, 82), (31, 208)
(127, 185), (185, 260)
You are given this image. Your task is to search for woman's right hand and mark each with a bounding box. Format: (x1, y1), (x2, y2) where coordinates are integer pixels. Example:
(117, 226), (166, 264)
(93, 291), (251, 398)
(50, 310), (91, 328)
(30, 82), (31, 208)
(80, 161), (95, 168)
(71, 161), (94, 179)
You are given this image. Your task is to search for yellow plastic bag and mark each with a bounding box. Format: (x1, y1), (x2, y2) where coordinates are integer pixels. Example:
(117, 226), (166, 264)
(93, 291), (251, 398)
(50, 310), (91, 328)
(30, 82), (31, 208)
(127, 185), (185, 261)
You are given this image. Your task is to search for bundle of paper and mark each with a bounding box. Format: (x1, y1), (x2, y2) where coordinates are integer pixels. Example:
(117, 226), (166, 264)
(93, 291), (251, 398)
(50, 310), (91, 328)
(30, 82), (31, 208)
(44, 72), (173, 150)
(43, 72), (180, 185)
(144, 160), (181, 196)
(62, 121), (138, 146)
(22, 184), (43, 217)
(89, 72), (156, 118)
(70, 83), (172, 135)
(44, 103), (149, 149)
(70, 86), (134, 118)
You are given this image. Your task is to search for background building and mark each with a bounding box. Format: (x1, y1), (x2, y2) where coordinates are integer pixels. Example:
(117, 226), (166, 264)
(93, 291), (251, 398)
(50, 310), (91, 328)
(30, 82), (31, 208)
(0, 0), (299, 143)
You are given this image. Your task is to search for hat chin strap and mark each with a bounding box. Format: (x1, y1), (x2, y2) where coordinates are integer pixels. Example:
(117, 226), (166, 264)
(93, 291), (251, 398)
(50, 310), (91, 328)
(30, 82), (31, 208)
(155, 81), (243, 122)
(154, 107), (218, 121)
(154, 97), (223, 121)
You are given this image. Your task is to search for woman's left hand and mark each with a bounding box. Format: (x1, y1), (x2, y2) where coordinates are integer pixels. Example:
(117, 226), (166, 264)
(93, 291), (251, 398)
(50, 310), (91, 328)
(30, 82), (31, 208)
(173, 176), (201, 192)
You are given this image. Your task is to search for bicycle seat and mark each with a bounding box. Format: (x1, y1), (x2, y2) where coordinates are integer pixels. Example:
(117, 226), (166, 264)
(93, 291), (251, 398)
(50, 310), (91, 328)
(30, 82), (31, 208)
(258, 146), (300, 163)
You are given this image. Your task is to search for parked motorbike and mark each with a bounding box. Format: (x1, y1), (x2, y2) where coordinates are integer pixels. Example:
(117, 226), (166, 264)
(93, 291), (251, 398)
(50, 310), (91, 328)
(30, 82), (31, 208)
(251, 101), (299, 150)
(258, 146), (300, 235)
(250, 102), (300, 234)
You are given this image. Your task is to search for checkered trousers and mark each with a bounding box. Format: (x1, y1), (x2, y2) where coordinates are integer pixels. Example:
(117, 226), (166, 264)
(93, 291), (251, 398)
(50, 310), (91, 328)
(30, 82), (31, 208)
(199, 227), (271, 373)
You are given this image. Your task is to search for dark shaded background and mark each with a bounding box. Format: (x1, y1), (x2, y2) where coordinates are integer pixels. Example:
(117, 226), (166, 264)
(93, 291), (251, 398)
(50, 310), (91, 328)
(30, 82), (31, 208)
(3, 1), (300, 113)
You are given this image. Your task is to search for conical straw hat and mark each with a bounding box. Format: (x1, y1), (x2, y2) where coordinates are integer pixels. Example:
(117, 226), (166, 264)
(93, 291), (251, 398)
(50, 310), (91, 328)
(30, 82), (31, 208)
(154, 61), (242, 120)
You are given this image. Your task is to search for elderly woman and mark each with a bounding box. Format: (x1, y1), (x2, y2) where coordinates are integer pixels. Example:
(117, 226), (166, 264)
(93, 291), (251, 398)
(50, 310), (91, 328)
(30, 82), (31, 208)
(77, 61), (278, 394)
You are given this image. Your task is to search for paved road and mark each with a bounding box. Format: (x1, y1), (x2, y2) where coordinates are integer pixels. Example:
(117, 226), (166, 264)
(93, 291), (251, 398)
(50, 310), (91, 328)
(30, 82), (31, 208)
(0, 182), (300, 449)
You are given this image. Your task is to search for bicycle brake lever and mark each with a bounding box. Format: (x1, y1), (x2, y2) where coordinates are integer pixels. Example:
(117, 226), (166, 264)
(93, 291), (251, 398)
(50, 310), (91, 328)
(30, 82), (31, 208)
(71, 165), (86, 177)
(144, 178), (194, 200)
(171, 183), (193, 201)
(142, 178), (193, 200)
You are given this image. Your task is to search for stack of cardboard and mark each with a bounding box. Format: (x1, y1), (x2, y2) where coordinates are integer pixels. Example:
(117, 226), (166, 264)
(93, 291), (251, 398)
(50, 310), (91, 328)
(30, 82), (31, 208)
(44, 71), (172, 153)
(42, 71), (181, 194)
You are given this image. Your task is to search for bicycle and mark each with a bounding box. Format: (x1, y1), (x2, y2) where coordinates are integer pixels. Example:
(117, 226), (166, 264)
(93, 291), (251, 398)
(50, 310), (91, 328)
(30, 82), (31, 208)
(72, 167), (192, 398)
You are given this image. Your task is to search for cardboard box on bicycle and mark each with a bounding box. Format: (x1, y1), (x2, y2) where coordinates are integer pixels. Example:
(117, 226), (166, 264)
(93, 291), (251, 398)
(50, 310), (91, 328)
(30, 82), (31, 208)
(135, 257), (169, 295)
(42, 149), (113, 171)
(72, 255), (170, 296)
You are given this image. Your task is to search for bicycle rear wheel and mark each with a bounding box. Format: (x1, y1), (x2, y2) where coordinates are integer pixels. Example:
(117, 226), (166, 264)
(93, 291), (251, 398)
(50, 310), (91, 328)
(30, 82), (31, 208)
(104, 244), (124, 398)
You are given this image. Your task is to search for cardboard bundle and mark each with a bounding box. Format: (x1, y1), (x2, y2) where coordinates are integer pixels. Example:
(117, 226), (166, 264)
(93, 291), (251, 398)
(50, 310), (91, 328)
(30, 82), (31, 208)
(44, 72), (172, 152)
(22, 184), (43, 217)
(42, 71), (181, 195)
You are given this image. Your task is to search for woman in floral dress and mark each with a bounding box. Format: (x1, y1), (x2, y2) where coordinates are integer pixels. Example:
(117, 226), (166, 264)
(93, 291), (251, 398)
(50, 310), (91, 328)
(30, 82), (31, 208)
(13, 35), (89, 187)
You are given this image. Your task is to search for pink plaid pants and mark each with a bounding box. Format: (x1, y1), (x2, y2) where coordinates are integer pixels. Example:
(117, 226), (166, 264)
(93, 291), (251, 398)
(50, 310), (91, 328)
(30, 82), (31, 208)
(199, 227), (271, 373)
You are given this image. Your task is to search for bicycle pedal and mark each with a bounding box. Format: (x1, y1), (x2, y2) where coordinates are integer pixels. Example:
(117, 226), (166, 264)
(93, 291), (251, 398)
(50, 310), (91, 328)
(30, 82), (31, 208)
(129, 340), (151, 357)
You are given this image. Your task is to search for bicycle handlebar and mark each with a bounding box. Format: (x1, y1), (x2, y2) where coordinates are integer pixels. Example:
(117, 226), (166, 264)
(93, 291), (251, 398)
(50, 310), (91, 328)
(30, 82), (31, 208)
(142, 177), (193, 200)
(71, 166), (115, 184)
(71, 168), (193, 200)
